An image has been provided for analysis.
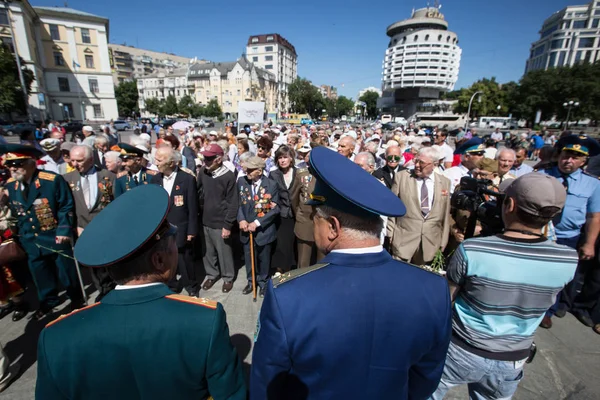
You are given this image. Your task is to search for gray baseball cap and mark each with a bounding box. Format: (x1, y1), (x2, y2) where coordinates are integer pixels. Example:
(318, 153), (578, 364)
(500, 173), (566, 217)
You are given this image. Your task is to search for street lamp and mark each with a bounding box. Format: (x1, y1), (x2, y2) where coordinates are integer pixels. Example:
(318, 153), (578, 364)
(465, 91), (483, 131)
(563, 100), (580, 129)
(496, 105), (501, 116)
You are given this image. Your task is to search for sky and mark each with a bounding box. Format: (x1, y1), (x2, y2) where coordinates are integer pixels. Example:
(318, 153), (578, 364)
(33, 0), (579, 99)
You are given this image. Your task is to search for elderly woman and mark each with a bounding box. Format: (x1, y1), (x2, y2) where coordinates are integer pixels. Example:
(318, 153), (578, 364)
(234, 139), (250, 172)
(104, 150), (123, 174)
(269, 145), (297, 274)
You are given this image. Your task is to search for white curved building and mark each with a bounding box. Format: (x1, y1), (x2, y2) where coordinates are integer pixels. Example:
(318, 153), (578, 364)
(379, 5), (462, 117)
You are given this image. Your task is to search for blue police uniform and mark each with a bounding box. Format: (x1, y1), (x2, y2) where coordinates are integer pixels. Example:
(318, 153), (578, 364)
(1, 145), (83, 315)
(251, 147), (452, 400)
(36, 185), (246, 399)
(113, 143), (157, 198)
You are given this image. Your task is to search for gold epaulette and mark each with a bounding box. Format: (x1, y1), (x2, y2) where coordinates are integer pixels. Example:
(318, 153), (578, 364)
(6, 178), (15, 183)
(272, 263), (329, 288)
(117, 171), (128, 179)
(38, 171), (56, 181)
(296, 168), (308, 174)
(145, 169), (158, 176)
(45, 302), (101, 328)
(165, 294), (218, 309)
(180, 167), (195, 176)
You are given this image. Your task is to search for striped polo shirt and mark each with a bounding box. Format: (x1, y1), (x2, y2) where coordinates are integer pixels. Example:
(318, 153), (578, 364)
(447, 235), (578, 360)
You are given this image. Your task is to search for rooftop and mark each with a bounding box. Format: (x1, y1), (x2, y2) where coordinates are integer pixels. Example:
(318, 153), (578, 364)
(34, 6), (108, 21)
(386, 7), (449, 37)
(247, 33), (297, 56)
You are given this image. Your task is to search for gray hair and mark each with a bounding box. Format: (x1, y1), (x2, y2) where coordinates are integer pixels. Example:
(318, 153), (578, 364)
(104, 151), (122, 165)
(356, 151), (376, 168)
(315, 205), (383, 241)
(365, 142), (379, 154)
(496, 147), (516, 160)
(418, 147), (440, 163)
(95, 135), (109, 146)
(239, 151), (255, 163)
(172, 150), (182, 166)
(71, 144), (93, 160)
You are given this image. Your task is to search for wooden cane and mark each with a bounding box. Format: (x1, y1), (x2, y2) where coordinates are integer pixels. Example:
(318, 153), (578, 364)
(249, 232), (257, 302)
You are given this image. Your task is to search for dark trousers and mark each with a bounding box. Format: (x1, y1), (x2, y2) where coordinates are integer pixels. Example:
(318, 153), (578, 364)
(271, 217), (296, 273)
(203, 226), (235, 282)
(27, 251), (83, 308)
(244, 242), (271, 289)
(90, 267), (115, 297)
(169, 245), (199, 295)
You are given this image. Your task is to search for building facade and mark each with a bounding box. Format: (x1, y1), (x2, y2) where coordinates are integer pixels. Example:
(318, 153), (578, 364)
(525, 1), (600, 73)
(319, 85), (338, 100)
(137, 67), (191, 110)
(108, 43), (197, 85)
(378, 4), (462, 118)
(0, 2), (118, 122)
(246, 34), (297, 116)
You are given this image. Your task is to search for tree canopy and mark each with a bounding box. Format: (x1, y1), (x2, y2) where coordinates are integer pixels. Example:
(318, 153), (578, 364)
(288, 77), (325, 117)
(114, 81), (139, 118)
(358, 90), (380, 119)
(0, 45), (34, 117)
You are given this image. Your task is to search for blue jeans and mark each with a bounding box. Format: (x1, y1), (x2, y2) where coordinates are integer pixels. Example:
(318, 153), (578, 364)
(429, 342), (525, 400)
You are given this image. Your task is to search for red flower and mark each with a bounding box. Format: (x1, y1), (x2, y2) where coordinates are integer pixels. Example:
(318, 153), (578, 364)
(254, 195), (259, 201)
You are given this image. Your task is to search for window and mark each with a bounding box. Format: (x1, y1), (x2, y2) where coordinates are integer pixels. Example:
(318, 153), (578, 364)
(265, 65), (273, 69)
(265, 46), (273, 52)
(1, 37), (14, 53)
(425, 35), (429, 41)
(266, 35), (274, 41)
(252, 37), (258, 43)
(575, 51), (583, 63)
(414, 35), (418, 41)
(579, 37), (595, 48)
(93, 104), (103, 118)
(572, 20), (586, 29)
(85, 55), (94, 68)
(0, 9), (8, 25)
(53, 51), (64, 66)
(252, 47), (258, 52)
(551, 39), (563, 49)
(58, 77), (70, 92)
(593, 19), (600, 28)
(237, 89), (241, 95)
(265, 55), (273, 61)
(81, 28), (91, 44)
(548, 52), (557, 68)
(50, 24), (60, 40)
(252, 56), (258, 62)
(534, 46), (545, 56)
(88, 78), (99, 93)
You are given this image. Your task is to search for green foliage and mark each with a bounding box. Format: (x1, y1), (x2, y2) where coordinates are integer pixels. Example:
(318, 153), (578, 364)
(453, 77), (508, 118)
(336, 96), (355, 118)
(190, 103), (205, 118)
(177, 95), (195, 117)
(204, 99), (223, 118)
(161, 95), (178, 116)
(144, 97), (161, 116)
(114, 80), (139, 117)
(358, 90), (379, 118)
(288, 77), (325, 117)
(0, 45), (34, 116)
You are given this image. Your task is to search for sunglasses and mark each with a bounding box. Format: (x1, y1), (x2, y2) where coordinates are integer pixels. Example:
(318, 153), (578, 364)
(258, 146), (268, 151)
(4, 160), (27, 168)
(468, 152), (485, 157)
(386, 155), (401, 162)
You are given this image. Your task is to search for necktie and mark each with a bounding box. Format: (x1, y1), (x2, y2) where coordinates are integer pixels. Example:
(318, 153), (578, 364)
(561, 174), (569, 192)
(82, 176), (92, 210)
(22, 183), (29, 200)
(421, 179), (430, 217)
(133, 175), (139, 185)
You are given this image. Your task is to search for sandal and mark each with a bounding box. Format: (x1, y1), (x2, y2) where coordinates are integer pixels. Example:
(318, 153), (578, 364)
(593, 324), (600, 335)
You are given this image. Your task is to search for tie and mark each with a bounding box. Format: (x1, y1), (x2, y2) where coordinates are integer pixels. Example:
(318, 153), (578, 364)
(421, 179), (430, 217)
(561, 174), (569, 192)
(253, 183), (259, 197)
(133, 175), (139, 185)
(22, 183), (29, 200)
(82, 176), (92, 210)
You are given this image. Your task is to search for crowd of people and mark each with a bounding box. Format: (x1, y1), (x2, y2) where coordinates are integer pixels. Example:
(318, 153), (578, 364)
(0, 118), (597, 398)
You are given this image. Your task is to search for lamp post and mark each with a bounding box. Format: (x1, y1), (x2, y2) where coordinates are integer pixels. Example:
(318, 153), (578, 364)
(563, 100), (579, 129)
(496, 105), (501, 116)
(465, 91), (483, 131)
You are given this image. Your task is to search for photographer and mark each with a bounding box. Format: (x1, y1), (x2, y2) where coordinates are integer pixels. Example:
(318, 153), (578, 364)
(430, 173), (579, 400)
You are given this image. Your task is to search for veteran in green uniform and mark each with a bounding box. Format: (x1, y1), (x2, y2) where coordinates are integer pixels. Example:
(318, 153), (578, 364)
(36, 184), (246, 400)
(113, 143), (157, 198)
(1, 144), (84, 320)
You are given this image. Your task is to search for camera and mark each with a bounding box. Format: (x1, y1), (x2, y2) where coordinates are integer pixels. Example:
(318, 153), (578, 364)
(451, 177), (505, 238)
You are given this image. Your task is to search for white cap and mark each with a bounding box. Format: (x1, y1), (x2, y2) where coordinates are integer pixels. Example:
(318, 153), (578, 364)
(139, 133), (151, 142)
(83, 125), (93, 132)
(201, 129), (207, 134)
(192, 130), (203, 138)
(236, 133), (248, 140)
(343, 130), (357, 140)
(298, 143), (311, 153)
(371, 133), (381, 140)
(209, 130), (218, 136)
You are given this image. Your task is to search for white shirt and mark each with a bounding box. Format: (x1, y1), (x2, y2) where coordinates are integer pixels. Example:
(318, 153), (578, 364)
(416, 175), (435, 212)
(484, 147), (498, 159)
(331, 245), (383, 254)
(491, 131), (503, 141)
(81, 168), (98, 209)
(443, 164), (470, 194)
(510, 163), (534, 178)
(440, 142), (454, 163)
(162, 169), (177, 195)
(115, 282), (163, 290)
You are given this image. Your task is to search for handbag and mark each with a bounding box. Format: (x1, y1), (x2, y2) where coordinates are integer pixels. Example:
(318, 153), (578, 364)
(0, 239), (27, 265)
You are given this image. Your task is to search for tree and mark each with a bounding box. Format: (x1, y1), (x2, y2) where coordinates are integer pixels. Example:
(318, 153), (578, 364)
(358, 91), (379, 118)
(336, 96), (355, 118)
(177, 95), (195, 117)
(453, 77), (508, 119)
(204, 99), (222, 118)
(114, 80), (139, 118)
(161, 95), (178, 116)
(190, 103), (205, 118)
(288, 77), (325, 117)
(144, 97), (161, 116)
(0, 44), (34, 117)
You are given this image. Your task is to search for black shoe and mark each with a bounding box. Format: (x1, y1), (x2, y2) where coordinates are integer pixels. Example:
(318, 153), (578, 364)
(259, 287), (265, 298)
(30, 307), (53, 321)
(11, 303), (28, 322)
(555, 308), (567, 318)
(242, 284), (253, 295)
(574, 312), (594, 327)
(0, 303), (15, 320)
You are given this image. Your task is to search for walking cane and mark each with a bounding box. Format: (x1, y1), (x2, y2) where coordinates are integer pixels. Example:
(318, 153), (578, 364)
(249, 232), (257, 302)
(71, 240), (88, 306)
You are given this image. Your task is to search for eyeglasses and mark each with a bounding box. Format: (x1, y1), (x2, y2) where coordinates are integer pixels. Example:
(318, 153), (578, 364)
(467, 152), (485, 157)
(386, 155), (401, 162)
(258, 145), (268, 151)
(414, 159), (433, 166)
(4, 160), (27, 168)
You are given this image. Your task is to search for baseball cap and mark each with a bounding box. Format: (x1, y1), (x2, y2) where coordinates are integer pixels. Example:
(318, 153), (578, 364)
(83, 125), (93, 132)
(201, 143), (224, 157)
(298, 143), (312, 153)
(500, 173), (566, 218)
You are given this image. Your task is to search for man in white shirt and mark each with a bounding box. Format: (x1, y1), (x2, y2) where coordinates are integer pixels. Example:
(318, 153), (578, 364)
(443, 140), (486, 193)
(490, 128), (504, 143)
(433, 130), (454, 169)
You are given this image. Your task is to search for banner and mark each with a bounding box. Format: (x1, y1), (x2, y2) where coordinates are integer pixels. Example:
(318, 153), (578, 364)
(238, 101), (265, 124)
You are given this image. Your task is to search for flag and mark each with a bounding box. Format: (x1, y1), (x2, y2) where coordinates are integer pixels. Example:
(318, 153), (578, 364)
(72, 60), (80, 69)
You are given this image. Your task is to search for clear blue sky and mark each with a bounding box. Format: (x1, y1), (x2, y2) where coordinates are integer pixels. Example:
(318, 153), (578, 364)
(34, 0), (577, 99)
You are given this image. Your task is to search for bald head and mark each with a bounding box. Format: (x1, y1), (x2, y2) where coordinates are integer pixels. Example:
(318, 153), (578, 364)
(337, 136), (356, 158)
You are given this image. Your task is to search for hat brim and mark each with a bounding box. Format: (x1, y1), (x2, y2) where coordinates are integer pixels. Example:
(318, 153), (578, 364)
(562, 147), (589, 156)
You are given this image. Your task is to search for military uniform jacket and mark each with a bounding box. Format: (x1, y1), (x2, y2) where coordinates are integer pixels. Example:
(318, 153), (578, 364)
(36, 284), (246, 400)
(251, 250), (452, 400)
(6, 170), (74, 257)
(236, 176), (280, 246)
(64, 169), (116, 229)
(113, 167), (157, 198)
(290, 168), (317, 242)
(150, 168), (199, 248)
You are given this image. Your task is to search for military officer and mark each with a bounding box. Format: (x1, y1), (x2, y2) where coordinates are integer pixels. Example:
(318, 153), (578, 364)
(113, 143), (158, 198)
(36, 185), (246, 400)
(443, 138), (485, 194)
(251, 147), (452, 399)
(1, 144), (84, 320)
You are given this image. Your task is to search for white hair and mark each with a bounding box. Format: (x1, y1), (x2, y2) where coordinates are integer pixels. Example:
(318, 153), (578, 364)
(418, 147), (440, 163)
(95, 135), (109, 146)
(496, 147), (516, 160)
(356, 152), (376, 168)
(104, 151), (122, 164)
(365, 142), (379, 154)
(315, 205), (382, 241)
(71, 144), (93, 160)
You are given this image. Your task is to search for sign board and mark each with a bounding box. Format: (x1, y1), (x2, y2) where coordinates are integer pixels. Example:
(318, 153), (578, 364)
(238, 101), (265, 124)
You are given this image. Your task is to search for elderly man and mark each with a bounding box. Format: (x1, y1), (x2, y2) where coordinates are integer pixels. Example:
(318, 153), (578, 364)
(36, 185), (246, 399)
(82, 126), (96, 147)
(444, 139), (485, 193)
(433, 130), (454, 169)
(113, 143), (158, 198)
(198, 144), (238, 293)
(151, 147), (199, 297)
(389, 147), (452, 265)
(104, 151), (123, 174)
(251, 147), (451, 399)
(496, 147), (517, 183)
(373, 145), (405, 189)
(39, 138), (68, 174)
(353, 151), (376, 174)
(510, 146), (534, 177)
(93, 135), (109, 170)
(337, 135), (356, 160)
(64, 145), (116, 301)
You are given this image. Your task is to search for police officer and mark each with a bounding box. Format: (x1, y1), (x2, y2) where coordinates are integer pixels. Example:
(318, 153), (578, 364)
(540, 135), (600, 329)
(443, 138), (485, 193)
(1, 144), (84, 320)
(113, 143), (158, 198)
(251, 147), (452, 399)
(36, 185), (246, 399)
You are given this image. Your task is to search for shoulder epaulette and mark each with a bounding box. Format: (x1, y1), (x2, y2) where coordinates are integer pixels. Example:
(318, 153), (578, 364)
(273, 263), (330, 288)
(145, 169), (158, 176)
(296, 168), (308, 175)
(6, 178), (15, 183)
(165, 294), (218, 309)
(45, 302), (101, 328)
(117, 171), (128, 179)
(180, 167), (195, 176)
(38, 171), (56, 181)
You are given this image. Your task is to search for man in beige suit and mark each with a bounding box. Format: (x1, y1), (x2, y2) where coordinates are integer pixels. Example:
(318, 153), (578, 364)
(389, 147), (452, 265)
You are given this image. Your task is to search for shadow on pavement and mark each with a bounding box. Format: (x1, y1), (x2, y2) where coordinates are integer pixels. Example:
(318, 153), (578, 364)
(230, 333), (252, 382)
